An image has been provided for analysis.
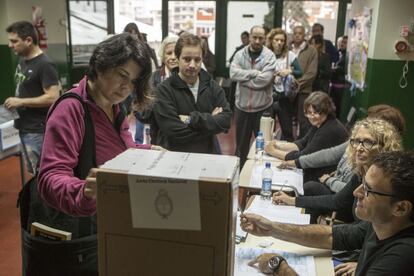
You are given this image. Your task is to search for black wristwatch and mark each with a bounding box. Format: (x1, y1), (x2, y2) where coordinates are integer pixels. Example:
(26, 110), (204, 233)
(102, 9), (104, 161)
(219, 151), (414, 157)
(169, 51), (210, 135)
(268, 255), (286, 273)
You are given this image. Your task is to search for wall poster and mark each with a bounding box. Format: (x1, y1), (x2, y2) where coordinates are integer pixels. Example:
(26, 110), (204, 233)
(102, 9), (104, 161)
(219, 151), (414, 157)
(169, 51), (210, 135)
(347, 7), (373, 91)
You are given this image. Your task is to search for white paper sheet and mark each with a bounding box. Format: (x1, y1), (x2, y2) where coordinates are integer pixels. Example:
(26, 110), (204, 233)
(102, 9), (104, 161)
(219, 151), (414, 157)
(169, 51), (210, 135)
(127, 175), (201, 230)
(254, 151), (281, 162)
(0, 105), (19, 123)
(0, 120), (20, 150)
(100, 148), (159, 171)
(245, 197), (310, 225)
(250, 163), (304, 195)
(234, 247), (316, 276)
(248, 196), (303, 215)
(102, 149), (238, 181)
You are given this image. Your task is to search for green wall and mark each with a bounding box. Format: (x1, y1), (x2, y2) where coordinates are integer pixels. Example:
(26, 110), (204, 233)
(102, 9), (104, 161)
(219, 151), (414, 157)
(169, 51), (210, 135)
(341, 58), (414, 149)
(0, 44), (17, 103)
(0, 43), (71, 102)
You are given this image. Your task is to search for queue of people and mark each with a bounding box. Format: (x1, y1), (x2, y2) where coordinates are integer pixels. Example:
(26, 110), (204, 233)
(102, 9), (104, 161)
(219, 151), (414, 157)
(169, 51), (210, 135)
(3, 18), (414, 276)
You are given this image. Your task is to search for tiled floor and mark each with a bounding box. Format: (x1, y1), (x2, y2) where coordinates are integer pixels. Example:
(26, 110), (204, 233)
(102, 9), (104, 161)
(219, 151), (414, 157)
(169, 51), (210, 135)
(0, 156), (25, 276)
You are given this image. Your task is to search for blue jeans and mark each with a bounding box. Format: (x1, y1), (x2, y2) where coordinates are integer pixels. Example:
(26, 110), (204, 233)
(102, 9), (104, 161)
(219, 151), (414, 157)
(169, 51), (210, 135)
(134, 120), (144, 144)
(20, 132), (44, 174)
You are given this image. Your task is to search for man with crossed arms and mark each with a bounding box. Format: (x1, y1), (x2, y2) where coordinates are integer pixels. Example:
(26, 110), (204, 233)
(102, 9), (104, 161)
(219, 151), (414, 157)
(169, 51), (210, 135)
(230, 25), (276, 169)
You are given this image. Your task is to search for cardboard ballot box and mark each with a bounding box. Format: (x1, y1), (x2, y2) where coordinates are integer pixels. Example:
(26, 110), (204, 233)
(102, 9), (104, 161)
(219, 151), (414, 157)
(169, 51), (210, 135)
(97, 149), (239, 276)
(0, 121), (20, 151)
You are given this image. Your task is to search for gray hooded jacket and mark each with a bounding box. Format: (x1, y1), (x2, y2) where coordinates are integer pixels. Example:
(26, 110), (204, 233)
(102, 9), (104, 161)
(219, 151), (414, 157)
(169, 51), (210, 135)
(230, 46), (276, 112)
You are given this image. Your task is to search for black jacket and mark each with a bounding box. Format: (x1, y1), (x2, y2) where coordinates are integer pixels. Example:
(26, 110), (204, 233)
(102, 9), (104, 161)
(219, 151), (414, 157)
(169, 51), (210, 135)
(296, 174), (360, 223)
(312, 52), (332, 93)
(153, 68), (232, 153)
(286, 115), (348, 182)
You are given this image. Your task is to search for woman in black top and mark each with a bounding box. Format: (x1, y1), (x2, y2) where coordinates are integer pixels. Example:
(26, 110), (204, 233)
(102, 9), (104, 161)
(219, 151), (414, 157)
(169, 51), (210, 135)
(273, 118), (403, 223)
(265, 91), (348, 181)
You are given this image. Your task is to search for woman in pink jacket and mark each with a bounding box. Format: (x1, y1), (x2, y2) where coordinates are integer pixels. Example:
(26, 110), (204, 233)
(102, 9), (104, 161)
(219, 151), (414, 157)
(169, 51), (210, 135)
(27, 33), (159, 275)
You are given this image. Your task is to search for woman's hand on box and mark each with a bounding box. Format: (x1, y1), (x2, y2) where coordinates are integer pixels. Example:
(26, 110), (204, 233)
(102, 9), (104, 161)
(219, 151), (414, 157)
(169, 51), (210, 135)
(84, 168), (98, 199)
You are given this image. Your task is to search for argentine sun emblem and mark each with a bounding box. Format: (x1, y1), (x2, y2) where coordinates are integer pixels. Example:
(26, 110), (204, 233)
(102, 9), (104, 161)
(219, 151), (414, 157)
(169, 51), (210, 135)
(155, 189), (173, 219)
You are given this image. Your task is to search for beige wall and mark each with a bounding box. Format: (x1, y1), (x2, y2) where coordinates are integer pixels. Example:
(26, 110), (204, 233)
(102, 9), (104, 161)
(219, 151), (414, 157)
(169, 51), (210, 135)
(374, 0), (414, 60)
(351, 0), (414, 60)
(349, 0), (380, 59)
(1, 0), (67, 44)
(0, 1), (10, 44)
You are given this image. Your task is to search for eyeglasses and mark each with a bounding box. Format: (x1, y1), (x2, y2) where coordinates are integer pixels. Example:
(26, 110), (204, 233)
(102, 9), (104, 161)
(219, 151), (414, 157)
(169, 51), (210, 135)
(362, 179), (398, 198)
(349, 138), (377, 150)
(304, 111), (321, 118)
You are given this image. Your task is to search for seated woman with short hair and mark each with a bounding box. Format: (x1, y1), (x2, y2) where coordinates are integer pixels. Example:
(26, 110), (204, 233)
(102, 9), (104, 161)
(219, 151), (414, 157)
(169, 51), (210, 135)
(265, 91), (348, 182)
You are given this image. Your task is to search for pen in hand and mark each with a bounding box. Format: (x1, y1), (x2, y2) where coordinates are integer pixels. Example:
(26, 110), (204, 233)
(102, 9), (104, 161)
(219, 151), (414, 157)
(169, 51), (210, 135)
(272, 181), (287, 205)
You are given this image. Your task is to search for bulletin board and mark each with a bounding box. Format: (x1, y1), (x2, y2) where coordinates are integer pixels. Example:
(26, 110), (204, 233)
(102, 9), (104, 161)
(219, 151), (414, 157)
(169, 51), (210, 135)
(347, 7), (373, 90)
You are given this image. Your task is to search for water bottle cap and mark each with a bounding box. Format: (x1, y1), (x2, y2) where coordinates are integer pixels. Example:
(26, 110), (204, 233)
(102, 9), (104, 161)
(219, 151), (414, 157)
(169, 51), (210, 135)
(265, 162), (271, 168)
(257, 131), (263, 136)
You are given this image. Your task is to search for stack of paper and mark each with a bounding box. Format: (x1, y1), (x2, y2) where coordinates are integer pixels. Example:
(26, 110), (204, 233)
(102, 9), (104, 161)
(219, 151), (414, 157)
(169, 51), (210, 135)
(244, 197), (310, 225)
(234, 247), (316, 276)
(254, 151), (280, 162)
(250, 163), (304, 195)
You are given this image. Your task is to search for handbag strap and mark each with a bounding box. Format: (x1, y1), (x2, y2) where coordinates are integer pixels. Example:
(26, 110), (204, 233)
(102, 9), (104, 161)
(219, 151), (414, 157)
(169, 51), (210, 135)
(46, 92), (97, 177)
(46, 92), (97, 237)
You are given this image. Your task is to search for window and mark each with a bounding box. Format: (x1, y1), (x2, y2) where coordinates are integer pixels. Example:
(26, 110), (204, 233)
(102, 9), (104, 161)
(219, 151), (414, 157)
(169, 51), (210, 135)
(68, 0), (108, 65)
(283, 1), (339, 42)
(114, 0), (162, 63)
(168, 1), (216, 38)
(226, 1), (273, 65)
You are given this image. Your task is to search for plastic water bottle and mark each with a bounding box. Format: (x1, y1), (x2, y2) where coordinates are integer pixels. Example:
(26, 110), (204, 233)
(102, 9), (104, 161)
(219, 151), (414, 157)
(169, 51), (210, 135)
(256, 131), (264, 154)
(261, 162), (273, 199)
(143, 124), (151, 145)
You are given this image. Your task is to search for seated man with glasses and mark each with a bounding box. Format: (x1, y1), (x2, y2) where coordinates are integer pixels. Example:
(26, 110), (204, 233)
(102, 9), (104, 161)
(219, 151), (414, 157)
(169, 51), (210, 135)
(272, 118), (402, 275)
(265, 91), (348, 182)
(241, 150), (414, 276)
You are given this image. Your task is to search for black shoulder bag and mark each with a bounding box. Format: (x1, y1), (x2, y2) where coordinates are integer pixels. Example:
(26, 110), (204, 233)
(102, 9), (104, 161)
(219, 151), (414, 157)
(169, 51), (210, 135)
(18, 92), (98, 276)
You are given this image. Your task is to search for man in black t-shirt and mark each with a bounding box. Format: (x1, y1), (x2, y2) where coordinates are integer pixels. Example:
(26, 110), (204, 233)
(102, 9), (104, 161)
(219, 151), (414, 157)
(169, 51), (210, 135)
(4, 21), (60, 174)
(241, 151), (414, 276)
